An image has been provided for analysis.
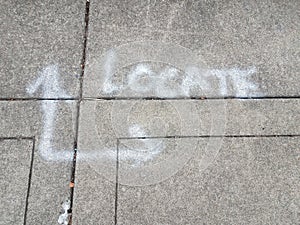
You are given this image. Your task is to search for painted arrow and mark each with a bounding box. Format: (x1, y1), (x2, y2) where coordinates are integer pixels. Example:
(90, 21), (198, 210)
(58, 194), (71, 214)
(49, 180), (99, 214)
(26, 65), (73, 162)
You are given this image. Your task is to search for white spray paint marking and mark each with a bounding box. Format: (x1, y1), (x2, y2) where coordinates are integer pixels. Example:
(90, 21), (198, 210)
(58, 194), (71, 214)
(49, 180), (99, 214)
(183, 66), (212, 96)
(101, 49), (261, 97)
(210, 67), (259, 97)
(127, 64), (185, 97)
(26, 65), (70, 98)
(125, 124), (164, 166)
(58, 199), (71, 225)
(27, 63), (259, 165)
(27, 66), (164, 165)
(102, 49), (119, 93)
(26, 65), (73, 162)
(209, 69), (228, 96)
(156, 66), (183, 97)
(228, 67), (258, 97)
(103, 60), (260, 97)
(128, 124), (147, 137)
(78, 125), (164, 167)
(127, 64), (155, 93)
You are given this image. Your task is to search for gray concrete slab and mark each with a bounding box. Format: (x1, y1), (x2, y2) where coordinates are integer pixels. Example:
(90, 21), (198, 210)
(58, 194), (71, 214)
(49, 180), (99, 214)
(1, 1), (299, 224)
(83, 26), (264, 98)
(78, 99), (299, 139)
(0, 1), (85, 98)
(72, 163), (116, 225)
(0, 139), (33, 225)
(84, 0), (299, 98)
(163, 31), (299, 98)
(73, 98), (299, 222)
(0, 101), (76, 224)
(88, 0), (149, 29)
(117, 137), (300, 225)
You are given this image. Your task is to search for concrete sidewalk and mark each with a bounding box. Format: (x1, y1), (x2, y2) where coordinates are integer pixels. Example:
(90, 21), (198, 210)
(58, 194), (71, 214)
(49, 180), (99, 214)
(0, 1), (299, 225)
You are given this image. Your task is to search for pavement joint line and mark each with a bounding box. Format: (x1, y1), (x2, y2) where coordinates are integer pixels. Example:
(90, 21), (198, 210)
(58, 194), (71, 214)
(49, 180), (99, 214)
(0, 136), (36, 224)
(69, 0), (90, 223)
(118, 134), (300, 140)
(23, 137), (35, 225)
(0, 96), (299, 102)
(114, 139), (120, 225)
(82, 96), (300, 101)
(0, 98), (78, 101)
(113, 134), (300, 221)
(0, 136), (35, 140)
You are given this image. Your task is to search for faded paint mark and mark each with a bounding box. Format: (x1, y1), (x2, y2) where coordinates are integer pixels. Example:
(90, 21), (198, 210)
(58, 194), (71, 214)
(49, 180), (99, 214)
(78, 125), (164, 167)
(123, 124), (164, 166)
(27, 65), (164, 165)
(58, 199), (71, 225)
(26, 65), (69, 98)
(26, 61), (261, 166)
(26, 65), (73, 162)
(102, 49), (119, 94)
(102, 56), (261, 98)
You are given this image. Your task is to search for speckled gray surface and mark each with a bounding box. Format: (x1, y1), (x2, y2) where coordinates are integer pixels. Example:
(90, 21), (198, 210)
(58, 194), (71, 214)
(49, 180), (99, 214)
(0, 139), (33, 225)
(117, 137), (300, 225)
(78, 99), (300, 139)
(0, 1), (85, 98)
(84, 0), (299, 98)
(0, 101), (76, 224)
(73, 98), (300, 223)
(1, 0), (300, 224)
(72, 162), (116, 225)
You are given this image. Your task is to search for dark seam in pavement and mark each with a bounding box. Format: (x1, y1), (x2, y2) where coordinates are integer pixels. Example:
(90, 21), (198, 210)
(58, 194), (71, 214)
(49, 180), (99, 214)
(0, 138), (34, 223)
(118, 134), (300, 140)
(0, 98), (78, 101)
(22, 137), (35, 225)
(114, 139), (120, 225)
(1, 96), (300, 102)
(81, 96), (300, 101)
(68, 1), (90, 224)
(0, 136), (34, 140)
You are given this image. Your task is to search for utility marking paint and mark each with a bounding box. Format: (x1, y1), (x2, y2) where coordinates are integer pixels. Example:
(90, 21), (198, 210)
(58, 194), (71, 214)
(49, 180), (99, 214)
(26, 41), (263, 186)
(101, 49), (261, 98)
(26, 65), (73, 162)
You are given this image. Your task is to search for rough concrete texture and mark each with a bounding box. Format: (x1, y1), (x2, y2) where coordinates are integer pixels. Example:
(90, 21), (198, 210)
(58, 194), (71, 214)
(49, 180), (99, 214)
(84, 0), (299, 98)
(72, 163), (116, 225)
(73, 98), (300, 222)
(117, 137), (300, 225)
(0, 139), (33, 225)
(1, 0), (299, 224)
(0, 101), (76, 224)
(0, 1), (85, 98)
(78, 99), (299, 140)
